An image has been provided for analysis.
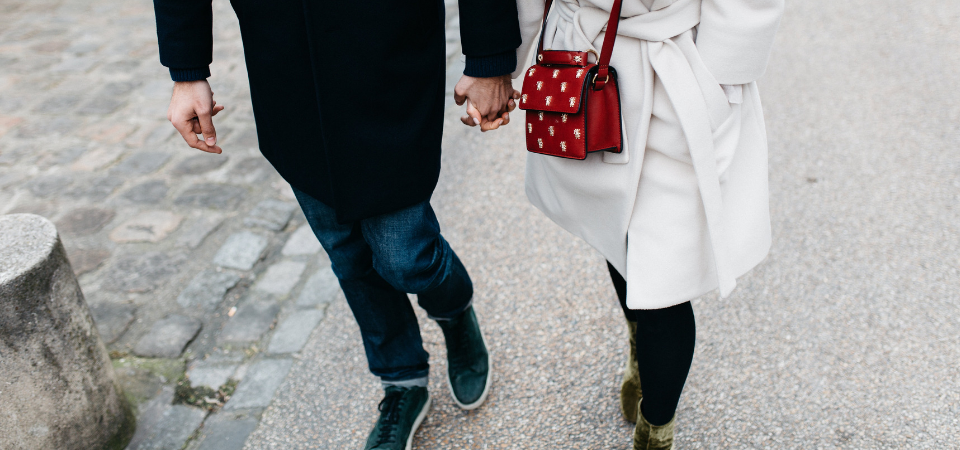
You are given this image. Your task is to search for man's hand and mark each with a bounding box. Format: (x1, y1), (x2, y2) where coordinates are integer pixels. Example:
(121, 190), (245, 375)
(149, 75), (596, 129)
(454, 74), (520, 131)
(167, 80), (225, 154)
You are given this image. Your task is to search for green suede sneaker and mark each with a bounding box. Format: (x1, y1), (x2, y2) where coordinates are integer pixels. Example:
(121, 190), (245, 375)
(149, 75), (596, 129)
(363, 386), (431, 450)
(436, 306), (491, 410)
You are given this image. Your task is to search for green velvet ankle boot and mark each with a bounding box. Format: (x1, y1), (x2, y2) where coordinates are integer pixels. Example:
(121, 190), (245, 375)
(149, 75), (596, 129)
(633, 401), (675, 450)
(621, 318), (642, 423)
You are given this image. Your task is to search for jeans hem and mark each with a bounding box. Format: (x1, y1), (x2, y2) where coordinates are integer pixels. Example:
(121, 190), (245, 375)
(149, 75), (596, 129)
(427, 298), (473, 321)
(381, 377), (429, 388)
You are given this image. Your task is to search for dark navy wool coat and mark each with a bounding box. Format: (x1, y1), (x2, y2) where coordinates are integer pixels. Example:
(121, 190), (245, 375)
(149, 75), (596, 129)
(153, 0), (521, 222)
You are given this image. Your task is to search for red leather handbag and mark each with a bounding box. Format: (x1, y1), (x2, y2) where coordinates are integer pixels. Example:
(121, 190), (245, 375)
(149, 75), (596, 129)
(519, 0), (624, 160)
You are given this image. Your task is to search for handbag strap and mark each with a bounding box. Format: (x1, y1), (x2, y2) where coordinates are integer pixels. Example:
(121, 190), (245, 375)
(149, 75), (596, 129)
(534, 0), (624, 89)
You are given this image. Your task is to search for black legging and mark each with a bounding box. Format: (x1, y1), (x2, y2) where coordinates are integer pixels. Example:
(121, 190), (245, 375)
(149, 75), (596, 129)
(608, 262), (696, 426)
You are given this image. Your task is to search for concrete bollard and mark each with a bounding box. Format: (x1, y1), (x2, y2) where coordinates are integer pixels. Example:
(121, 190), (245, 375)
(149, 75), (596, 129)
(0, 214), (133, 450)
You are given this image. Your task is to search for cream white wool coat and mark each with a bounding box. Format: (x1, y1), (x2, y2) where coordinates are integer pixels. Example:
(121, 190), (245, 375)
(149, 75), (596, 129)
(513, 0), (784, 309)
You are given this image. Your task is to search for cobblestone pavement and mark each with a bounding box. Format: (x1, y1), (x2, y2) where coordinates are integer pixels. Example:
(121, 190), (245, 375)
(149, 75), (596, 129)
(2, 0), (959, 449)
(0, 0), (466, 448)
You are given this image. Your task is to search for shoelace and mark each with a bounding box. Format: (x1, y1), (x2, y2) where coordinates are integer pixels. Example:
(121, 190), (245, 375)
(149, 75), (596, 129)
(375, 390), (405, 445)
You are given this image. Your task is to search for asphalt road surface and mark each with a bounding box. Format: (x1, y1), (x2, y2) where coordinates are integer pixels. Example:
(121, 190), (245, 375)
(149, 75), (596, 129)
(244, 1), (960, 448)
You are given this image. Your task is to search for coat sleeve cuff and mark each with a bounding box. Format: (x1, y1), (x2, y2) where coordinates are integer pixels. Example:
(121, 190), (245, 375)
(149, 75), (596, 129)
(169, 66), (211, 82)
(463, 51), (517, 78)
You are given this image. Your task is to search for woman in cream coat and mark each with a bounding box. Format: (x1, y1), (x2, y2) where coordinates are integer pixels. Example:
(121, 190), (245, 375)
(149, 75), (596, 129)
(512, 0), (783, 447)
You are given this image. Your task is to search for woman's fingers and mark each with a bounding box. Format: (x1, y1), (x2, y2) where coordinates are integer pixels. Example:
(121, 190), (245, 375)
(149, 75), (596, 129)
(480, 118), (503, 132)
(465, 100), (482, 126)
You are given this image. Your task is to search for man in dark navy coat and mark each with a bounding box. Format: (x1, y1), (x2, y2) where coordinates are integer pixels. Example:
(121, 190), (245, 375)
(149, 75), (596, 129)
(153, 0), (520, 447)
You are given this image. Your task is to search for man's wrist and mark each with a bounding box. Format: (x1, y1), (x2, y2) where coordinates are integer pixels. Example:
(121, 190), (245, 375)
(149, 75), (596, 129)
(463, 51), (517, 78)
(169, 66), (211, 82)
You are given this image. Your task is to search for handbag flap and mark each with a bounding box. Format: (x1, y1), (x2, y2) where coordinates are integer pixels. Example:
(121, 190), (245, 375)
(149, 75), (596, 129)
(519, 63), (596, 114)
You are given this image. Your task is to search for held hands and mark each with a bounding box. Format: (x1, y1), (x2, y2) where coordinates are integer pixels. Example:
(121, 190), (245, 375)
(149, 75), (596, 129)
(167, 80), (225, 154)
(454, 74), (520, 132)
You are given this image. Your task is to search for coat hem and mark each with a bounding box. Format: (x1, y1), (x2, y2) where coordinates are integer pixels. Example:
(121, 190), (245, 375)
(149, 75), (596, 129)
(624, 235), (772, 310)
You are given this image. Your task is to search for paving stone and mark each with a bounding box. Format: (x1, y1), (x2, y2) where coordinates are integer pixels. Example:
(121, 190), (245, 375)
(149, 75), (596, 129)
(101, 251), (186, 293)
(66, 246), (111, 275)
(101, 80), (141, 97)
(109, 210), (183, 243)
(133, 314), (202, 358)
(171, 154), (229, 175)
(267, 310), (325, 354)
(0, 146), (27, 165)
(86, 301), (136, 344)
(7, 201), (56, 218)
(243, 199), (296, 231)
(274, 180), (297, 200)
(56, 206), (115, 236)
(83, 121), (138, 145)
(18, 117), (81, 139)
(70, 147), (122, 171)
(99, 60), (139, 73)
(47, 145), (88, 166)
(223, 359), (293, 410)
(32, 93), (81, 113)
(25, 174), (72, 197)
(218, 298), (280, 343)
(0, 171), (27, 189)
(127, 403), (207, 450)
(231, 128), (259, 148)
(253, 261), (306, 295)
(194, 414), (259, 450)
(229, 156), (274, 183)
(317, 249), (331, 267)
(186, 361), (238, 390)
(111, 151), (171, 175)
(125, 387), (175, 450)
(174, 183), (246, 210)
(212, 231), (268, 270)
(177, 269), (242, 311)
(122, 180), (169, 204)
(50, 57), (97, 73)
(296, 268), (340, 308)
(142, 123), (176, 146)
(0, 96), (24, 116)
(281, 225), (322, 256)
(63, 174), (124, 200)
(176, 214), (225, 249)
(76, 95), (125, 115)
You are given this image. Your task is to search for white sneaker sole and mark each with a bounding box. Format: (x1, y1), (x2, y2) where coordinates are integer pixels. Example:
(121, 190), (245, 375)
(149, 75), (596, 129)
(405, 394), (431, 450)
(447, 332), (493, 411)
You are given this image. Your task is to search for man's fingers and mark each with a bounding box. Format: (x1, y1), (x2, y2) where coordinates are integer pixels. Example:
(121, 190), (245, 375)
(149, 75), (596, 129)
(482, 103), (502, 123)
(196, 107), (217, 147)
(173, 121), (221, 154)
(211, 104), (225, 116)
(501, 111), (510, 126)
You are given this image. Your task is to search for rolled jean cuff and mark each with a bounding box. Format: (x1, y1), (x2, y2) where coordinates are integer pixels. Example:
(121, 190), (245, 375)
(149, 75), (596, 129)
(382, 377), (429, 389)
(427, 298), (473, 322)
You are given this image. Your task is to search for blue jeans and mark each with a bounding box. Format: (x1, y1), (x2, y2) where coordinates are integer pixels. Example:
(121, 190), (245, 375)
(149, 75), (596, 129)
(293, 188), (473, 384)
